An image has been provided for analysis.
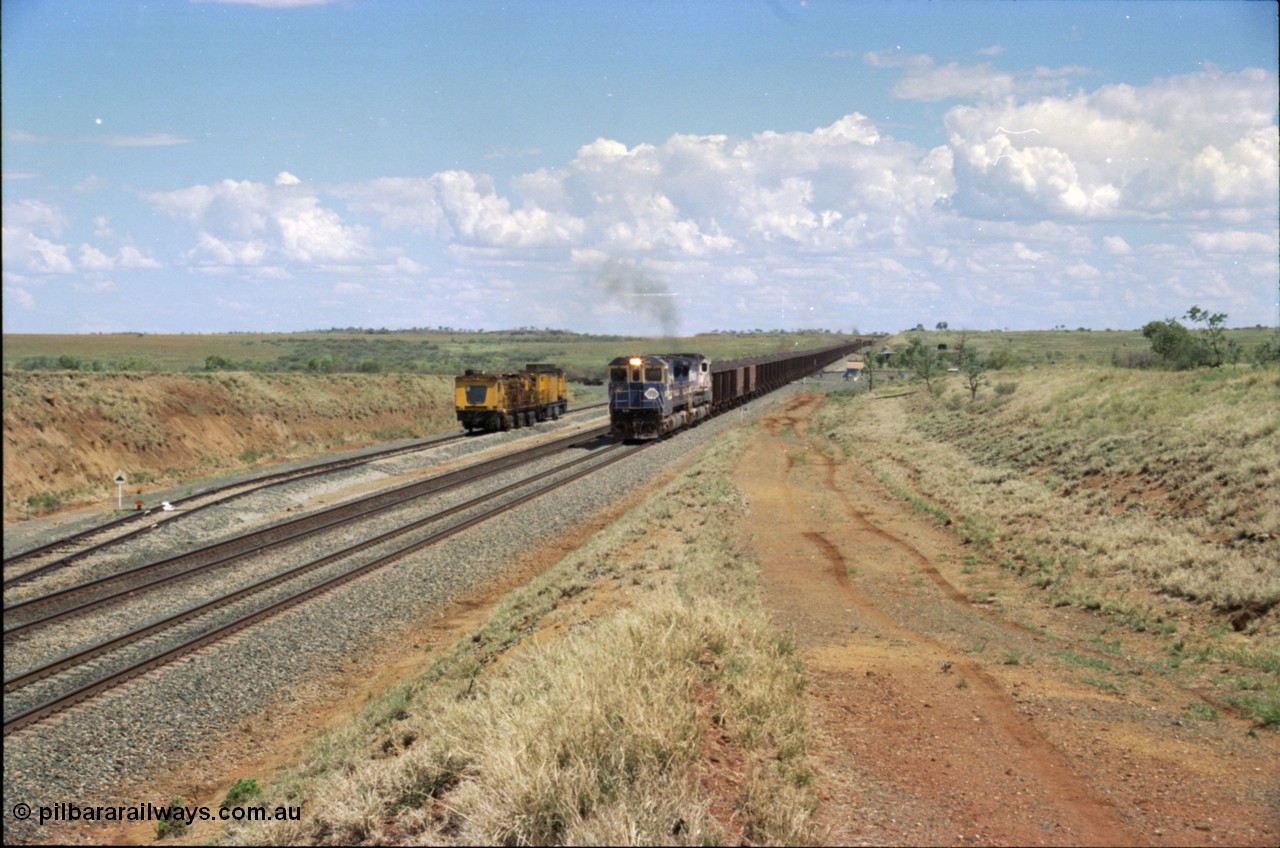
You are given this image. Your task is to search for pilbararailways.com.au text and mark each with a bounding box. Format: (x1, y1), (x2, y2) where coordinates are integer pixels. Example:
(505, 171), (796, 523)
(11, 800), (302, 827)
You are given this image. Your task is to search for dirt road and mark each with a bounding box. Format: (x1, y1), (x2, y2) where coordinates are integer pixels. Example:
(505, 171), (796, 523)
(733, 393), (1278, 846)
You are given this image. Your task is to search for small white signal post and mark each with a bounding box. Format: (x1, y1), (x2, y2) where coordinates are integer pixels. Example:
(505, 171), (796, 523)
(114, 470), (127, 510)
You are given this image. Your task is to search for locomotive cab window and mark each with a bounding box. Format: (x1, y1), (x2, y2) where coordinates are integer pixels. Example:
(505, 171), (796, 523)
(609, 366), (627, 383)
(465, 385), (489, 405)
(644, 366), (664, 382)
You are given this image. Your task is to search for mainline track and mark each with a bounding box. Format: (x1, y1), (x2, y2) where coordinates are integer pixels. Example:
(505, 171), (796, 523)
(2, 436), (464, 589)
(2, 402), (611, 589)
(4, 425), (610, 634)
(4, 428), (637, 735)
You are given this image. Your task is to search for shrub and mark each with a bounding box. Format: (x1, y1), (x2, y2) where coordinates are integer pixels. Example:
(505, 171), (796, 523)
(985, 349), (1021, 370)
(1111, 349), (1156, 369)
(222, 777), (263, 808)
(1143, 306), (1234, 370)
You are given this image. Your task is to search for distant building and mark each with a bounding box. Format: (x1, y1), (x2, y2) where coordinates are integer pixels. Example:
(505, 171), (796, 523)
(844, 360), (865, 381)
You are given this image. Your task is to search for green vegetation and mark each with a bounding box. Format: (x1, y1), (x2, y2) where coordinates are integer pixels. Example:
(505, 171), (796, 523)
(155, 798), (188, 840)
(222, 778), (264, 809)
(1141, 305), (1243, 369)
(8, 324), (1275, 380)
(1081, 676), (1126, 697)
(958, 346), (990, 400)
(901, 335), (947, 398)
(2, 328), (856, 380)
(873, 325), (1275, 371)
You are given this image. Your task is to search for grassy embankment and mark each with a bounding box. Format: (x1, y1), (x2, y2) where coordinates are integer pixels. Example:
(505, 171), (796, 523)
(223, 428), (815, 846)
(8, 326), (1274, 520)
(816, 364), (1279, 724)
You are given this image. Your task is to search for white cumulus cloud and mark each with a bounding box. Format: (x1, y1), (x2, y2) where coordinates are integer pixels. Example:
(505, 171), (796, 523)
(945, 68), (1279, 222)
(148, 177), (372, 266)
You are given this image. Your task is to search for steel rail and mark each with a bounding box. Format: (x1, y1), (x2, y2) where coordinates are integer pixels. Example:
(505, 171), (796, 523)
(1, 434), (467, 588)
(3, 358), (852, 734)
(3, 402), (611, 588)
(4, 424), (611, 636)
(3, 441), (640, 735)
(4, 440), (626, 694)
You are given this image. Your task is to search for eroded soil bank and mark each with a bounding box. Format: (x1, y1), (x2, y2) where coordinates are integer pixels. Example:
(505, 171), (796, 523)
(3, 372), (455, 523)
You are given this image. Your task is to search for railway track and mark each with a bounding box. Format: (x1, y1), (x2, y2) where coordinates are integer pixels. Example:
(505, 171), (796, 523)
(2, 401), (609, 590)
(2, 437), (463, 588)
(4, 422), (629, 735)
(3, 424), (610, 635)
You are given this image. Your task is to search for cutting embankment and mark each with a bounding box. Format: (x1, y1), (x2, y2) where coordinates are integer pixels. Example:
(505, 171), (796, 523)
(3, 372), (455, 523)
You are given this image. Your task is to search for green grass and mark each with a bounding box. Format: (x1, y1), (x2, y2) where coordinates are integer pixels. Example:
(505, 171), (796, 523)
(2, 329), (859, 379)
(879, 326), (1276, 367)
(222, 778), (264, 809)
(1080, 676), (1126, 697)
(816, 363), (1279, 730)
(10, 326), (1272, 378)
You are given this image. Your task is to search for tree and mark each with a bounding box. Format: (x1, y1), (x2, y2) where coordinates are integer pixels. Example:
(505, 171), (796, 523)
(204, 355), (234, 371)
(935, 321), (949, 331)
(1142, 306), (1231, 369)
(958, 347), (988, 401)
(1142, 319), (1201, 369)
(1253, 331), (1280, 366)
(1225, 339), (1243, 368)
(905, 337), (945, 398)
(1184, 305), (1228, 367)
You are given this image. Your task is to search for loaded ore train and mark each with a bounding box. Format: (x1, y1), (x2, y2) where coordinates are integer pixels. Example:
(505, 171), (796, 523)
(455, 364), (568, 432)
(608, 341), (868, 440)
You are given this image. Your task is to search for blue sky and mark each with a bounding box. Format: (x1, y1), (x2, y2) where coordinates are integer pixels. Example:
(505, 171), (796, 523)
(3, 0), (1277, 336)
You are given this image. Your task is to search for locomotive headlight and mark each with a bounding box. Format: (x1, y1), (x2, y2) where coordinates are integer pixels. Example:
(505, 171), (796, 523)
(629, 357), (643, 366)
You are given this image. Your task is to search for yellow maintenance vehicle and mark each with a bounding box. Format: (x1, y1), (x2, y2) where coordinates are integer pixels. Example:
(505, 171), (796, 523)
(454, 363), (568, 432)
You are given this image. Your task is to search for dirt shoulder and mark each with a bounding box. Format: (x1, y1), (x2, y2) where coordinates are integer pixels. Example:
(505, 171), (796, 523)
(735, 393), (1278, 846)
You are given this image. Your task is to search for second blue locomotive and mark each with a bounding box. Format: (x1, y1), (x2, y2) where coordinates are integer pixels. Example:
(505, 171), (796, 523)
(607, 353), (712, 439)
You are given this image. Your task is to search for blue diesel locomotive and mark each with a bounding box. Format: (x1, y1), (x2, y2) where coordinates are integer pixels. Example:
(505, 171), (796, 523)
(607, 353), (712, 439)
(607, 342), (871, 441)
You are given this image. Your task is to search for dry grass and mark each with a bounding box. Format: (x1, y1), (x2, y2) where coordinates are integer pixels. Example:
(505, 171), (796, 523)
(815, 364), (1279, 721)
(822, 367), (1279, 609)
(224, 429), (817, 846)
(2, 329), (853, 377)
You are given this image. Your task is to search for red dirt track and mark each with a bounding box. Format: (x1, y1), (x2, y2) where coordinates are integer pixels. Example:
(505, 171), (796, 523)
(733, 393), (1278, 846)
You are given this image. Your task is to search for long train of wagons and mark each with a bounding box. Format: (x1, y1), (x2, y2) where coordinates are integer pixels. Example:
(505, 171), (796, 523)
(455, 342), (868, 438)
(607, 341), (867, 439)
